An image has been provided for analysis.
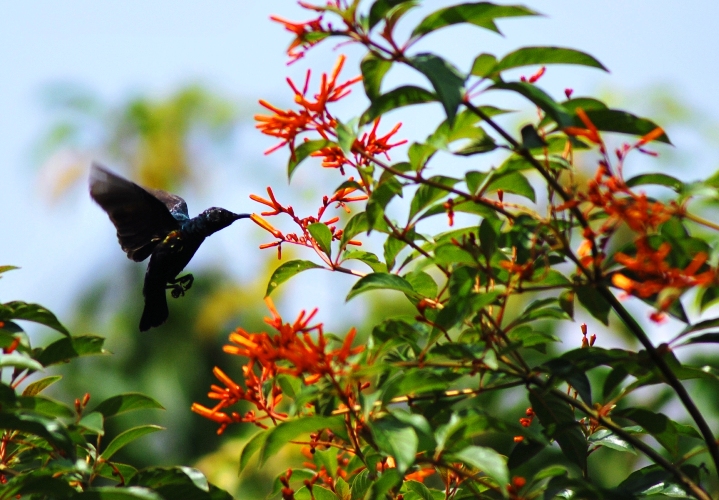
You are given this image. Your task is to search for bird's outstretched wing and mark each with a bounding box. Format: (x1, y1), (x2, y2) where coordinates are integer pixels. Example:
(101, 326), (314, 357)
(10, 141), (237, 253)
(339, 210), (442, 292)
(89, 163), (182, 262)
(147, 188), (190, 220)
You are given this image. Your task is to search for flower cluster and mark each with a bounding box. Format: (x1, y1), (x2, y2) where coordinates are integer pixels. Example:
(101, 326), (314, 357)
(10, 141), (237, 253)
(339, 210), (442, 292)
(255, 55), (362, 156)
(192, 299), (363, 433)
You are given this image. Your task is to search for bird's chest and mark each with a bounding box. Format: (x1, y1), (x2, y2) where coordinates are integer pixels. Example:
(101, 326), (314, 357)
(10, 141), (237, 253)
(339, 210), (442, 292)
(153, 230), (204, 276)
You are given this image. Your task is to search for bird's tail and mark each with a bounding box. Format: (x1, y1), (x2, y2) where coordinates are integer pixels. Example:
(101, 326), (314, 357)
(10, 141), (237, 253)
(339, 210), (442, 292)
(140, 286), (168, 331)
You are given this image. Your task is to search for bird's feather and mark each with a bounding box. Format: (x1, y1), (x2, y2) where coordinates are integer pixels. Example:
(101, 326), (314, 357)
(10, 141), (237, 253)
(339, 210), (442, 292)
(89, 163), (182, 262)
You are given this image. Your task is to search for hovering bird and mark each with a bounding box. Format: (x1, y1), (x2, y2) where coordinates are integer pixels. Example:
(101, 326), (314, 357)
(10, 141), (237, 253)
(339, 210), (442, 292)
(89, 163), (249, 331)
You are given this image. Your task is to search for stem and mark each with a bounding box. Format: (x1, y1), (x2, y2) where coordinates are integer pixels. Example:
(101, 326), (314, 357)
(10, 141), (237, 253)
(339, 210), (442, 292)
(529, 376), (711, 500)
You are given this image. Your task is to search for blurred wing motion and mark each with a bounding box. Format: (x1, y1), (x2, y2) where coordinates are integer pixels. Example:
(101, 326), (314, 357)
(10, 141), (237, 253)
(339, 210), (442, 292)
(89, 163), (182, 262)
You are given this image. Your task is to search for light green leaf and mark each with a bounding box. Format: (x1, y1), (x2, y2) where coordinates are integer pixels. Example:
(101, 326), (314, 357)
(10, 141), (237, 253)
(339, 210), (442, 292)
(22, 375), (62, 396)
(101, 425), (164, 460)
(493, 46), (607, 73)
(260, 416), (344, 465)
(453, 445), (509, 488)
(346, 273), (417, 301)
(266, 260), (324, 297)
(92, 393), (164, 418)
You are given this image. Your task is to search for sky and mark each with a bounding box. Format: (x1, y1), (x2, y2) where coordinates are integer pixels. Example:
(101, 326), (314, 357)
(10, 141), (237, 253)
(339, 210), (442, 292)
(1, 1), (719, 340)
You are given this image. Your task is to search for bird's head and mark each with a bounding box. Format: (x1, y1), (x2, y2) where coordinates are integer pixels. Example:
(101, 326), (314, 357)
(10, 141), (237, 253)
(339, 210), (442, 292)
(199, 207), (250, 235)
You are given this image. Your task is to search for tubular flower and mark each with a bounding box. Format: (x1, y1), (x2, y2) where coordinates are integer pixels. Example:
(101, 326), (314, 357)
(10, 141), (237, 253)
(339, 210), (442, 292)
(255, 55), (362, 156)
(270, 14), (329, 63)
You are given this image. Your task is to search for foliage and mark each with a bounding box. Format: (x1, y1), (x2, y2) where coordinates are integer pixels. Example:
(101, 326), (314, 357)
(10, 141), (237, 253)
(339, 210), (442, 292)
(187, 1), (719, 499)
(0, 266), (233, 499)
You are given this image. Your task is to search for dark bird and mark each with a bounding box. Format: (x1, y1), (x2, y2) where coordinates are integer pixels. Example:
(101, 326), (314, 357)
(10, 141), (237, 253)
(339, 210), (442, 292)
(89, 163), (249, 331)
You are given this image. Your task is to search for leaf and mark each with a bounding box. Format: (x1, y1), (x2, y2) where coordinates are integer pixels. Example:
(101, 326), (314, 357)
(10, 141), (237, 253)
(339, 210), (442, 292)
(453, 445), (509, 487)
(588, 429), (636, 454)
(0, 413), (75, 457)
(486, 170), (535, 201)
(0, 301), (69, 336)
(470, 53), (498, 77)
(0, 351), (44, 372)
(342, 250), (387, 273)
(307, 223), (333, 259)
(17, 396), (75, 419)
(615, 408), (693, 457)
(101, 425), (164, 460)
(409, 54), (465, 124)
(369, 417), (418, 473)
(340, 212), (369, 250)
(493, 46), (607, 73)
(72, 487), (164, 500)
(92, 393), (164, 418)
(240, 430), (269, 470)
(625, 173), (684, 191)
(490, 82), (572, 127)
(579, 109), (671, 144)
(289, 140), (335, 180)
(35, 335), (106, 367)
(575, 285), (611, 325)
(336, 119), (357, 155)
(361, 86), (436, 125)
(520, 124), (546, 149)
(346, 273), (418, 301)
(361, 53), (392, 100)
(22, 375), (62, 396)
(0, 265), (19, 276)
(368, 0), (416, 29)
(543, 358), (592, 405)
(265, 260), (324, 297)
(529, 391), (587, 474)
(129, 466), (233, 500)
(408, 176), (460, 220)
(411, 3), (537, 38)
(78, 411), (105, 435)
(260, 416), (344, 465)
(404, 271), (438, 298)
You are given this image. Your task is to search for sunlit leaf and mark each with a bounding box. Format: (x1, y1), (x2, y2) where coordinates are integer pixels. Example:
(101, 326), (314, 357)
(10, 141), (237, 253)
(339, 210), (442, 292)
(265, 260), (324, 297)
(101, 425), (164, 460)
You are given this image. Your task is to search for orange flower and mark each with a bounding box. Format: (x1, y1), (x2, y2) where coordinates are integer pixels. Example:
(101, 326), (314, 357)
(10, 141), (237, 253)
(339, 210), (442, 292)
(270, 14), (328, 63)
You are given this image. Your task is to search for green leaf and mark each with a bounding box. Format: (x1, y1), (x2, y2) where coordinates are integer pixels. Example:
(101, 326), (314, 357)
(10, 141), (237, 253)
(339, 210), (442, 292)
(307, 222), (333, 259)
(470, 53), (498, 77)
(265, 260), (324, 297)
(361, 53), (393, 100)
(260, 416), (344, 465)
(129, 466), (233, 500)
(404, 271), (438, 298)
(409, 176), (459, 220)
(520, 124), (546, 149)
(493, 46), (607, 73)
(0, 413), (75, 457)
(409, 54), (465, 124)
(369, 417), (418, 473)
(340, 212), (369, 250)
(575, 285), (611, 325)
(22, 375), (62, 396)
(0, 301), (70, 336)
(579, 109), (671, 144)
(361, 86), (436, 125)
(101, 425), (164, 460)
(35, 335), (106, 367)
(240, 430), (269, 470)
(0, 265), (19, 276)
(529, 391), (587, 474)
(367, 177), (403, 231)
(92, 393), (164, 418)
(625, 173), (683, 191)
(289, 140), (335, 180)
(490, 82), (572, 127)
(17, 396), (75, 419)
(72, 487), (164, 500)
(0, 351), (44, 372)
(346, 273), (417, 301)
(453, 445), (509, 488)
(615, 408), (692, 457)
(336, 119), (357, 155)
(588, 429), (636, 454)
(411, 3), (537, 38)
(78, 411), (105, 435)
(342, 250), (387, 273)
(368, 0), (416, 29)
(486, 171), (535, 202)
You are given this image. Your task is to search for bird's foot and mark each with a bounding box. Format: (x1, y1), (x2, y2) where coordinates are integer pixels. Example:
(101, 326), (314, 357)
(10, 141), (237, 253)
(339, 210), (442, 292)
(168, 274), (194, 299)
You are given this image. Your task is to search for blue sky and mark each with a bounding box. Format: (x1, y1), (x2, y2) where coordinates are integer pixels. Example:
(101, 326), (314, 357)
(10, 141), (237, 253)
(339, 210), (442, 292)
(1, 1), (718, 337)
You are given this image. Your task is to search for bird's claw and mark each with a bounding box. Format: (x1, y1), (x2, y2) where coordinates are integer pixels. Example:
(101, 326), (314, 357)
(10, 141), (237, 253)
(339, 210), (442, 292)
(168, 274), (194, 299)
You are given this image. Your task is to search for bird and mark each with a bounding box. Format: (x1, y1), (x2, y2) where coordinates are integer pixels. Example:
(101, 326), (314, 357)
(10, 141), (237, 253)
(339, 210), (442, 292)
(89, 163), (250, 331)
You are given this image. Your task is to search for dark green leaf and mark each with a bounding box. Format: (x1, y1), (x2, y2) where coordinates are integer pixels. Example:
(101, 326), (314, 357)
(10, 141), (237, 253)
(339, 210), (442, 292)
(411, 3), (537, 38)
(92, 393), (164, 418)
(73, 487), (164, 499)
(340, 212), (368, 250)
(240, 430), (269, 470)
(361, 86), (436, 125)
(289, 140), (335, 180)
(101, 425), (164, 460)
(347, 273), (417, 301)
(615, 408), (693, 457)
(307, 222), (333, 259)
(588, 429), (636, 454)
(367, 177), (403, 230)
(361, 53), (393, 100)
(409, 176), (459, 220)
(409, 54), (465, 124)
(17, 396), (75, 419)
(369, 417), (418, 473)
(579, 109), (671, 144)
(35, 335), (106, 367)
(368, 0), (416, 29)
(625, 173), (683, 191)
(493, 46), (607, 73)
(0, 413), (75, 457)
(576, 285), (611, 325)
(266, 260), (324, 297)
(529, 391), (587, 474)
(0, 301), (69, 336)
(520, 124), (546, 149)
(260, 416), (344, 465)
(490, 82), (572, 127)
